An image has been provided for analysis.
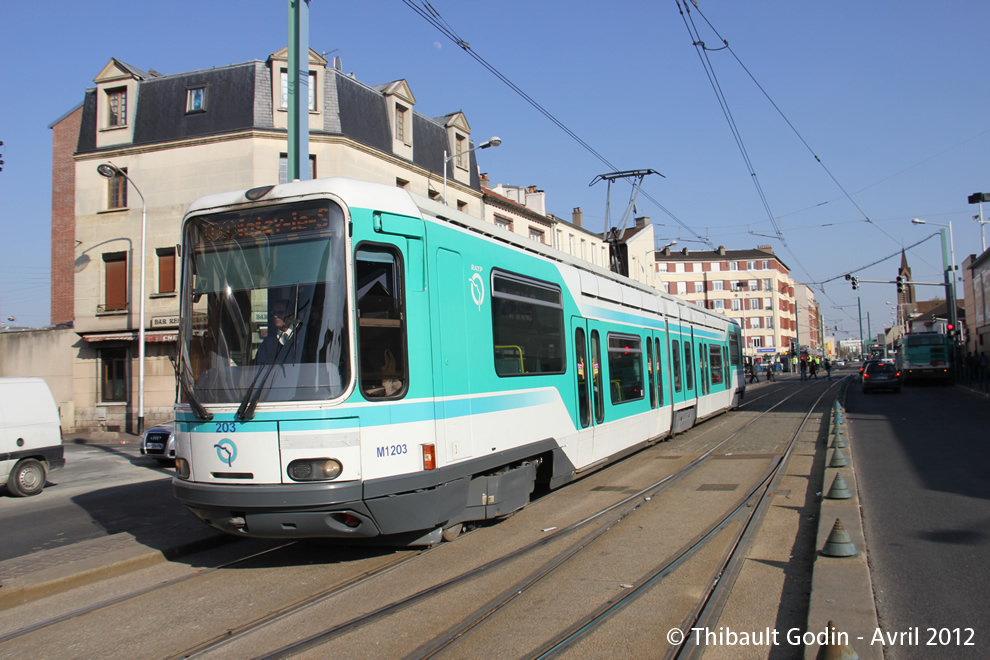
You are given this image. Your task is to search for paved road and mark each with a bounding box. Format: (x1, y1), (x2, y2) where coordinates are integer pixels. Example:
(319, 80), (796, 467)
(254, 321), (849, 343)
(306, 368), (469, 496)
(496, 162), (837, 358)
(848, 380), (990, 659)
(0, 442), (178, 561)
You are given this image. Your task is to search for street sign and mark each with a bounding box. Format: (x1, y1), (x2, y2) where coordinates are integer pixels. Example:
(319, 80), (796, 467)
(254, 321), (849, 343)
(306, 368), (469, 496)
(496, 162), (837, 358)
(756, 348), (776, 353)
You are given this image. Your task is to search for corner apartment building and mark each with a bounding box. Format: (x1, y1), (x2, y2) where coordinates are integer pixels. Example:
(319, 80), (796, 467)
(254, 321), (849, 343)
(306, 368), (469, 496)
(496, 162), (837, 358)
(653, 245), (800, 360)
(51, 49), (499, 432)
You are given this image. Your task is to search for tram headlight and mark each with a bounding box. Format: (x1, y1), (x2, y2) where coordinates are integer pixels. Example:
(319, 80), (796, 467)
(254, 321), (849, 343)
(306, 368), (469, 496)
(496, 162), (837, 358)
(287, 458), (342, 482)
(175, 458), (191, 479)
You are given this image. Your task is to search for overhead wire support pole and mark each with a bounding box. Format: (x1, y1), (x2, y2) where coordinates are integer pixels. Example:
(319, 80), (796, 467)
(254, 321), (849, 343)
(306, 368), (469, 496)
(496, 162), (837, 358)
(287, 0), (311, 182)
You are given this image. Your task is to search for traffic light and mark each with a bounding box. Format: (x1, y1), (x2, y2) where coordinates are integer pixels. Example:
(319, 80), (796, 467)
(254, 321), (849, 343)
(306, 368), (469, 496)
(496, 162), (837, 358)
(851, 276), (860, 290)
(896, 275), (904, 293)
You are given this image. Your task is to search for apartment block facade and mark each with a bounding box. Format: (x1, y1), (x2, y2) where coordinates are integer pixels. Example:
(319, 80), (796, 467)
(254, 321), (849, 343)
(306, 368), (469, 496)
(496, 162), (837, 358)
(653, 245), (807, 360)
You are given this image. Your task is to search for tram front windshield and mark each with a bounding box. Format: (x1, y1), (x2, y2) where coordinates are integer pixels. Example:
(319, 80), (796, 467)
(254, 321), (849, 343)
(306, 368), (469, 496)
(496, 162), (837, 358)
(179, 199), (350, 405)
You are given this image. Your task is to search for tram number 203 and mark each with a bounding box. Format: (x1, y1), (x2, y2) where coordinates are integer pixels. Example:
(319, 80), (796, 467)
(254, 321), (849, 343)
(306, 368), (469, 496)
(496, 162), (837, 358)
(376, 444), (408, 458)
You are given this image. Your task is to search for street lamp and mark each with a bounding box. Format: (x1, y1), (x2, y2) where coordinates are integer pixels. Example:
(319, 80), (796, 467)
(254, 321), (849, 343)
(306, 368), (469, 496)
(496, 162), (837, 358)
(969, 192), (990, 252)
(97, 162), (147, 434)
(911, 218), (957, 331)
(912, 217), (960, 375)
(443, 136), (501, 206)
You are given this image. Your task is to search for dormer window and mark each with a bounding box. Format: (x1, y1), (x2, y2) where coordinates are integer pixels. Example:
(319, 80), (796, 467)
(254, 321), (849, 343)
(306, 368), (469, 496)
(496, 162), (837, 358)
(455, 134), (467, 169)
(186, 86), (207, 113)
(395, 104), (407, 142)
(280, 70), (316, 110)
(107, 88), (127, 127)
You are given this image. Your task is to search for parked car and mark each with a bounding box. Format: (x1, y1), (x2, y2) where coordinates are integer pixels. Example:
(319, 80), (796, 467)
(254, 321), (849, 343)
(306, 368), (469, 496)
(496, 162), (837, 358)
(141, 422), (175, 464)
(862, 361), (902, 393)
(0, 377), (65, 497)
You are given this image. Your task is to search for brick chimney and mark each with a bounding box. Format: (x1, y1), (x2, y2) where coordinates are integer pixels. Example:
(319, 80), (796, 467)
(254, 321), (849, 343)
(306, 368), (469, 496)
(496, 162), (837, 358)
(717, 245), (727, 256)
(479, 172), (490, 189)
(757, 244), (774, 254)
(635, 216), (650, 228)
(572, 207), (583, 228)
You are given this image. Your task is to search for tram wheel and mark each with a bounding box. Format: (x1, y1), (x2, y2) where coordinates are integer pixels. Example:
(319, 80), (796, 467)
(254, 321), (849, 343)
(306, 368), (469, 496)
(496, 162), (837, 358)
(442, 523), (463, 542)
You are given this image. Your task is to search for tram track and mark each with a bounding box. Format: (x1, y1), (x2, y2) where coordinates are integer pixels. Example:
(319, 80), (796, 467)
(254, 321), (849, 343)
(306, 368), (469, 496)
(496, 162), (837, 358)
(0, 380), (835, 659)
(226, 382), (834, 659)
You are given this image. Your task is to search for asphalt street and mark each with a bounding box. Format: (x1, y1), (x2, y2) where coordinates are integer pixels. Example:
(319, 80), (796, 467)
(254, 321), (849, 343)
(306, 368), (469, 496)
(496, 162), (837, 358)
(848, 379), (990, 660)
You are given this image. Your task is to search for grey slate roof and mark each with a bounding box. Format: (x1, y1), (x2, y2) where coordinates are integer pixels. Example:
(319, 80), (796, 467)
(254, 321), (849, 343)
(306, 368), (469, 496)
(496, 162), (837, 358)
(72, 59), (483, 190)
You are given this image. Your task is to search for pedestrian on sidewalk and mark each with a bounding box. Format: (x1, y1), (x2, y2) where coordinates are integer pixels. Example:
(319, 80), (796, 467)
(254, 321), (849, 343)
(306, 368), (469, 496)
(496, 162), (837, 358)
(747, 360), (759, 384)
(809, 358), (819, 380)
(824, 357), (832, 380)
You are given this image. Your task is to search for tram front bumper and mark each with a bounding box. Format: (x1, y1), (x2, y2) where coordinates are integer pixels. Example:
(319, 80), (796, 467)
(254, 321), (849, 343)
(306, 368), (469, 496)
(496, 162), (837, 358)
(173, 477), (382, 539)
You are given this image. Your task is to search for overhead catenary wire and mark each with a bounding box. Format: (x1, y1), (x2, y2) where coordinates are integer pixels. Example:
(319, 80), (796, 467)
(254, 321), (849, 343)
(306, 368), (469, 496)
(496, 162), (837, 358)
(682, 0), (914, 254)
(405, 1), (715, 248)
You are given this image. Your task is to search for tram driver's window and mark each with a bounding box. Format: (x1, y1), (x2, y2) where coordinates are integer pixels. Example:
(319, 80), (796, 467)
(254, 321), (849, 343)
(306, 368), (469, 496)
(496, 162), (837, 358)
(356, 246), (407, 399)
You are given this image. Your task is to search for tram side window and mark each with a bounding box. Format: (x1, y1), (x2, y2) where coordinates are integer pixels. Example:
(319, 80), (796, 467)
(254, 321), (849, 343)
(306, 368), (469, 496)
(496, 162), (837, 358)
(575, 327), (591, 428)
(591, 330), (605, 424)
(647, 340), (656, 408)
(492, 271), (564, 376)
(728, 331), (741, 367)
(700, 343), (709, 395)
(672, 339), (682, 393)
(723, 346), (730, 386)
(356, 246), (407, 399)
(654, 338), (664, 406)
(684, 342), (694, 391)
(710, 345), (724, 386)
(607, 333), (644, 404)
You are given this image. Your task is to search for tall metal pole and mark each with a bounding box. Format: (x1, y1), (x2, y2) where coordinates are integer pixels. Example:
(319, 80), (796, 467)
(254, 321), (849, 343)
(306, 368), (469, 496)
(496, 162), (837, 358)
(858, 297), (864, 360)
(867, 312), (872, 355)
(287, 0), (310, 182)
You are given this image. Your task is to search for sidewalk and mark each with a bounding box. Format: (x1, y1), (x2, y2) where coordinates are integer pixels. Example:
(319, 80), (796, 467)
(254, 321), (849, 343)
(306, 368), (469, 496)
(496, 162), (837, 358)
(0, 427), (230, 611)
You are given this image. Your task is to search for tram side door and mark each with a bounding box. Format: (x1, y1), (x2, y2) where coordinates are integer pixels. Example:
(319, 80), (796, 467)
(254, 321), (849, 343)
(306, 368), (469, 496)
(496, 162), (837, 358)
(435, 248), (474, 462)
(570, 317), (600, 467)
(668, 315), (689, 409)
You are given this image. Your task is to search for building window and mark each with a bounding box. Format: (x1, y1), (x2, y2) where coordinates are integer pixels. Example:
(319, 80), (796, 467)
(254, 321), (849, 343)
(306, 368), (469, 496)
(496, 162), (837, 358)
(157, 248), (176, 294)
(656, 263), (668, 272)
(186, 86), (206, 113)
(456, 200), (468, 213)
(529, 228), (545, 244)
(395, 104), (407, 142)
(747, 261), (756, 270)
(763, 278), (771, 291)
(749, 279), (759, 291)
(762, 260), (770, 269)
(767, 316), (775, 329)
(494, 216), (513, 231)
(693, 282), (704, 294)
(107, 87), (127, 127)
(107, 168), (127, 209)
(713, 300), (725, 310)
(279, 154), (316, 183)
(396, 178), (409, 189)
(729, 262), (739, 271)
(455, 134), (467, 168)
(677, 281), (687, 295)
(103, 252), (127, 312)
(750, 298), (762, 311)
(100, 348), (128, 402)
(751, 317), (762, 329)
(731, 299), (741, 311)
(280, 70), (316, 110)
(713, 281), (724, 291)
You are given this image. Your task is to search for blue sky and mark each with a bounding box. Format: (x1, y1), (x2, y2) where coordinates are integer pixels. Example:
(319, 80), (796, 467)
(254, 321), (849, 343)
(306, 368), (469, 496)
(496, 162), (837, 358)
(2, 1), (988, 339)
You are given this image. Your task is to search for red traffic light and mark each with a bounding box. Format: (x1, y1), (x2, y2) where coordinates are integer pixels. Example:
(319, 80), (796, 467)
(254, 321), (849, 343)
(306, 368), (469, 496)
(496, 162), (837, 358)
(947, 323), (954, 331)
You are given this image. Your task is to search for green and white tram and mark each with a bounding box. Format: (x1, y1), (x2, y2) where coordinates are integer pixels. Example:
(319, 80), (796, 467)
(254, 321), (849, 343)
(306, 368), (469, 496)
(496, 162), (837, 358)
(172, 178), (744, 544)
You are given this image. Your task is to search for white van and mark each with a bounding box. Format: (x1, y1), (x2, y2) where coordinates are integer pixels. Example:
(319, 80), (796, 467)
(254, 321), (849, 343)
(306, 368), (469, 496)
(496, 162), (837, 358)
(0, 378), (64, 497)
